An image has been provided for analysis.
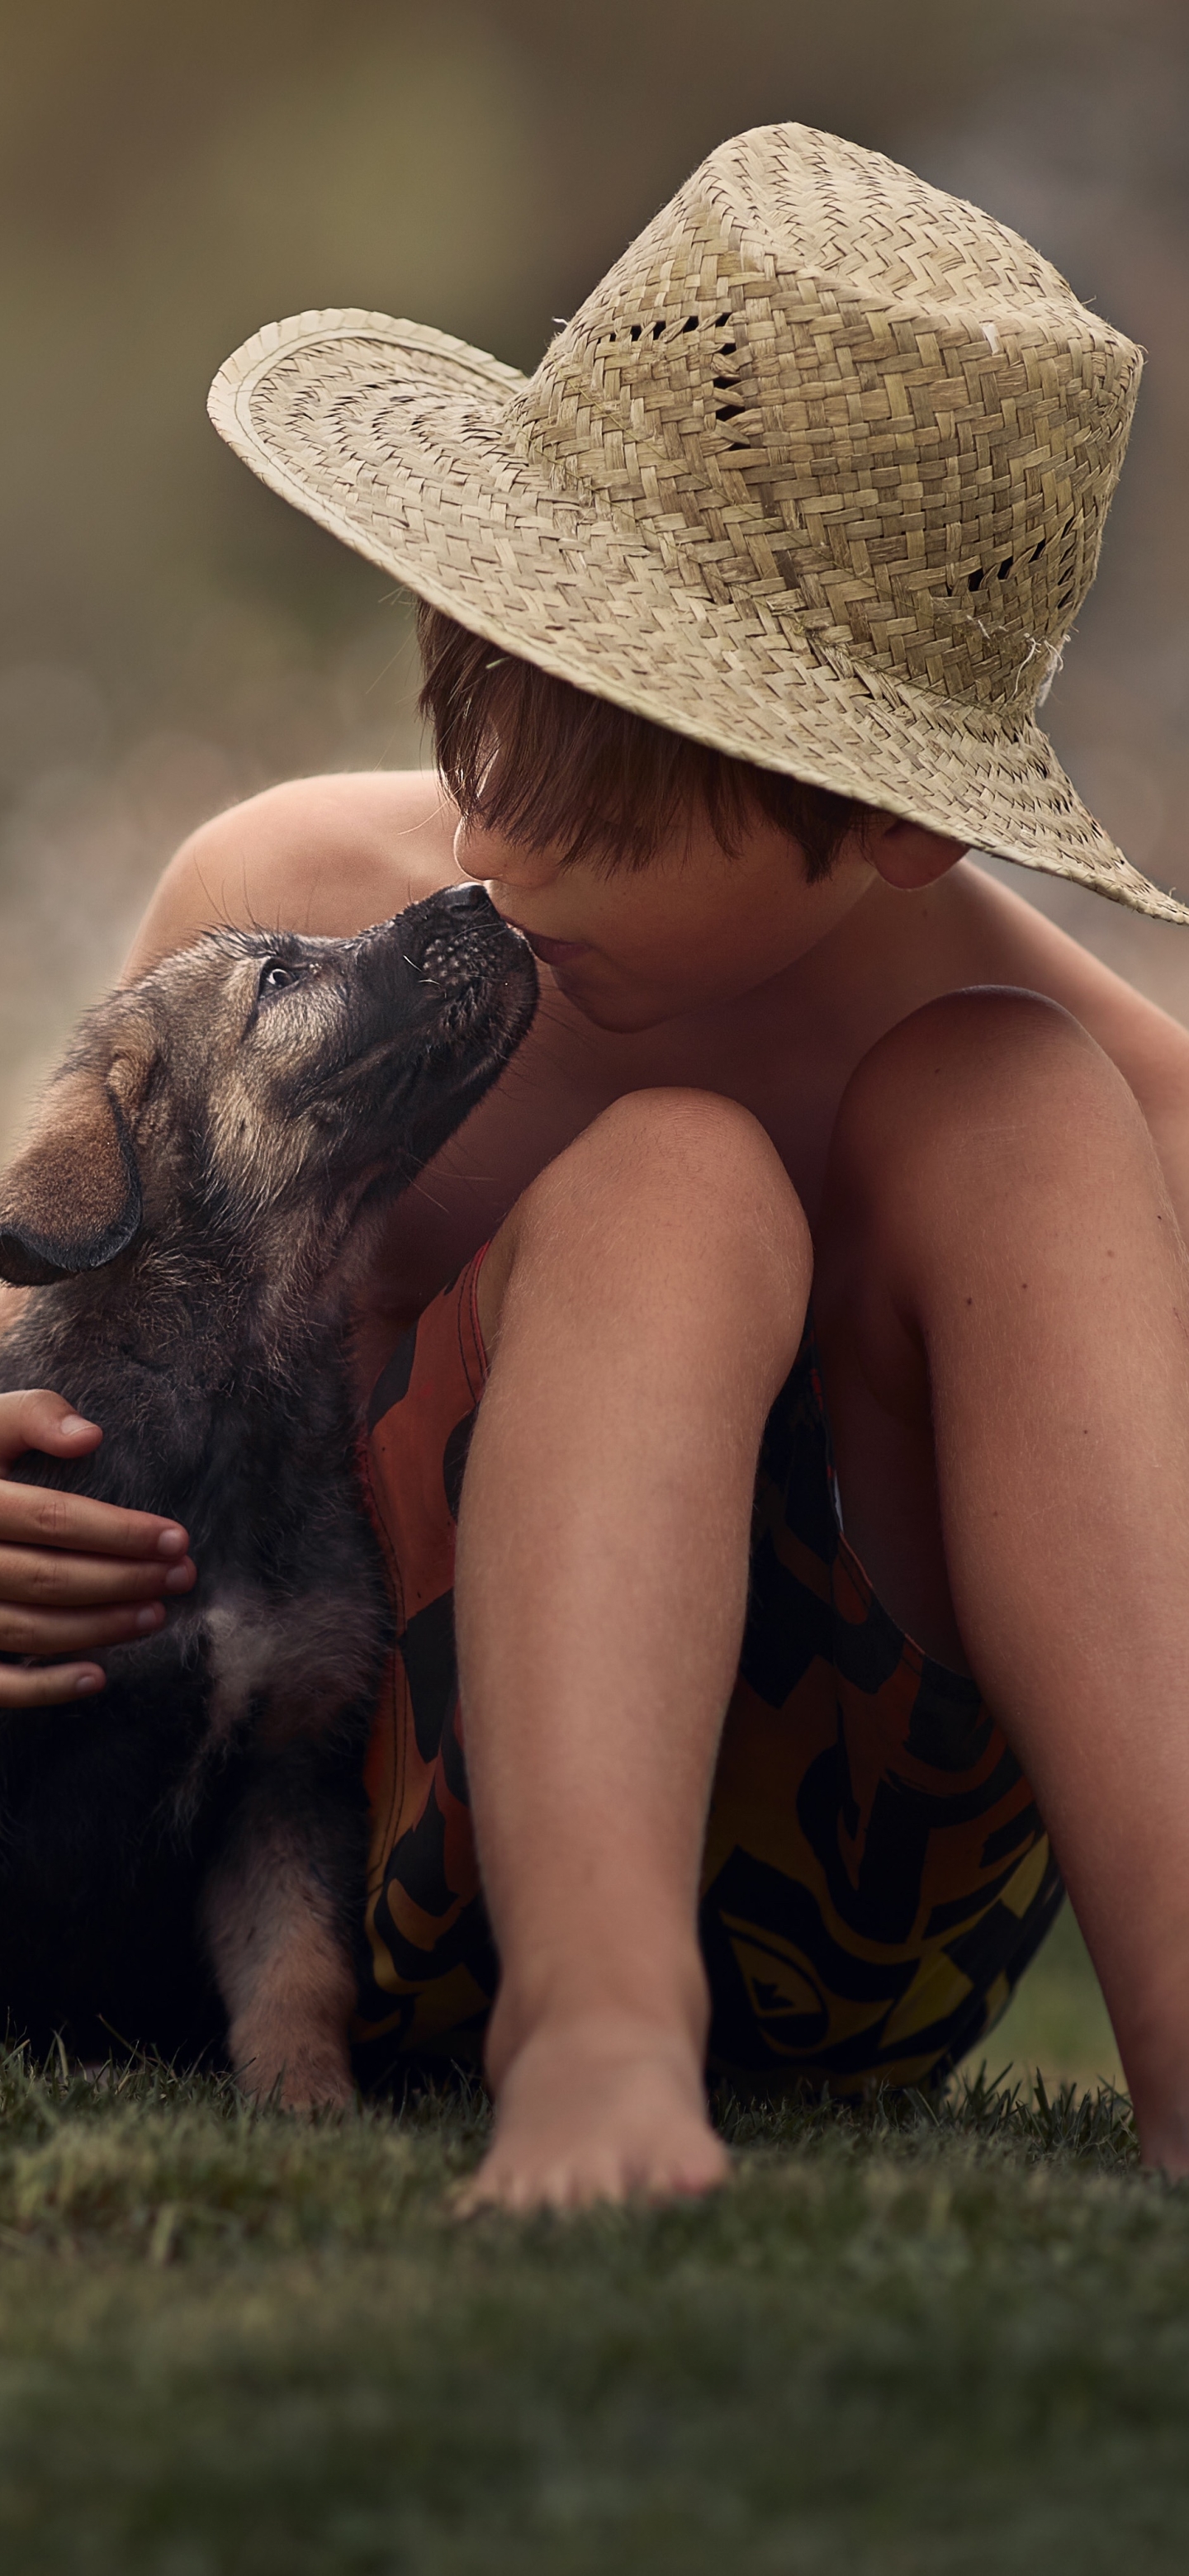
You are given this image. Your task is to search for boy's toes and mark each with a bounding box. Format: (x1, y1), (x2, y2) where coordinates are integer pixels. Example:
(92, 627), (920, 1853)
(452, 2014), (731, 2215)
(647, 2129), (732, 2201)
(453, 2109), (730, 2215)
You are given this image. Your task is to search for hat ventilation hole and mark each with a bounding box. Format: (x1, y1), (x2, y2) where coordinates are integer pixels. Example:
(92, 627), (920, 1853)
(616, 311), (731, 355)
(961, 509), (1076, 599)
(709, 320), (746, 438)
(965, 552), (1021, 594)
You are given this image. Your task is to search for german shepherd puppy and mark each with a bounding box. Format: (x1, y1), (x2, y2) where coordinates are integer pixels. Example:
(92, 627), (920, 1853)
(0, 884), (537, 2104)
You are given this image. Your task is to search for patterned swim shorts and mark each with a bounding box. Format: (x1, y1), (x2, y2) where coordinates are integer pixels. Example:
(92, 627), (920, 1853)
(352, 1247), (1063, 2094)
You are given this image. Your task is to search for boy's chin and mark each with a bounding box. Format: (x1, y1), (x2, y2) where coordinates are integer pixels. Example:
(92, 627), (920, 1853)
(561, 984), (696, 1035)
(547, 952), (750, 1035)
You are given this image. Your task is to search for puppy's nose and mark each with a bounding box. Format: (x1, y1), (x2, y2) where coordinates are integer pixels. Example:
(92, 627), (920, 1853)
(438, 880), (493, 912)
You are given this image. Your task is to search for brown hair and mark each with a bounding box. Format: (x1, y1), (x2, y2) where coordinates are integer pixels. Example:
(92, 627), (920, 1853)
(417, 602), (869, 880)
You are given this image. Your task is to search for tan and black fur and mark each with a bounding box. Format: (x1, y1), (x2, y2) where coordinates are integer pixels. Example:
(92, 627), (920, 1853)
(0, 884), (537, 2103)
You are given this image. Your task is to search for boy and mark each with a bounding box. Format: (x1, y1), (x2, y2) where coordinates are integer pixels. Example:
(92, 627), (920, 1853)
(4, 125), (1189, 2206)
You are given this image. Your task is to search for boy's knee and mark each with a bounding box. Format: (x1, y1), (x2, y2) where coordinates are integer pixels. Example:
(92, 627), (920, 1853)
(817, 988), (1163, 1338)
(579, 1085), (789, 1181)
(833, 987), (1144, 1220)
(493, 1088), (811, 1318)
(814, 985), (1176, 1347)
(542, 1088), (805, 1238)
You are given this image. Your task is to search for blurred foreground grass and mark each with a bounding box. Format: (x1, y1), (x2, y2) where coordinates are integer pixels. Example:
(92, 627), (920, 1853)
(2, 1909), (1182, 2576)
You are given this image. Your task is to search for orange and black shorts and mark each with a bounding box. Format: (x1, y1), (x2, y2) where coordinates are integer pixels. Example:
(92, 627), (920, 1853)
(352, 1246), (1063, 2095)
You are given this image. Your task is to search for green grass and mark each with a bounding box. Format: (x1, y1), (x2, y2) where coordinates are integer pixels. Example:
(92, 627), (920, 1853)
(964, 1900), (1125, 2091)
(0, 1913), (1181, 2576)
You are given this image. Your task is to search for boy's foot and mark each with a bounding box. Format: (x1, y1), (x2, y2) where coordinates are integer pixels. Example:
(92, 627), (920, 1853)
(454, 2010), (730, 2214)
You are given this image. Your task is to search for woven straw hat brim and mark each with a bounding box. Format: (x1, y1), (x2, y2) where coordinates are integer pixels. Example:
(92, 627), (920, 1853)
(210, 310), (1189, 926)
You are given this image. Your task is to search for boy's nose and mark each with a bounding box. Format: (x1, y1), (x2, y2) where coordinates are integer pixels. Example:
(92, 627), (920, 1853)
(453, 814), (561, 890)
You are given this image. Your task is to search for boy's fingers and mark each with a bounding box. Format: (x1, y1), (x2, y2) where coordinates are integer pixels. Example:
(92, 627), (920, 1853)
(0, 1388), (103, 1470)
(0, 1393), (190, 1560)
(0, 1544), (197, 1608)
(0, 1485), (190, 1561)
(0, 1662), (106, 1709)
(0, 1601), (167, 1656)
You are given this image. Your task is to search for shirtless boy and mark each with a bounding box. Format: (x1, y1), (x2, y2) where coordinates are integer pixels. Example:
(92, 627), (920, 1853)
(4, 126), (1189, 2208)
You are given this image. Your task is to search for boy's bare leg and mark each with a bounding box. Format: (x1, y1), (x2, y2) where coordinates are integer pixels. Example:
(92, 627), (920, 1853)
(816, 990), (1189, 2174)
(454, 997), (1189, 2204)
(453, 1091), (810, 2211)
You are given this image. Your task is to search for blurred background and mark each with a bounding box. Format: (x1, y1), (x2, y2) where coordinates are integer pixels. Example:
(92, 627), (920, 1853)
(2, 0), (1188, 1145)
(1, 0), (1184, 2083)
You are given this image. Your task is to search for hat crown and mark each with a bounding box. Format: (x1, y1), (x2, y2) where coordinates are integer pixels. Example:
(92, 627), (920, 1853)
(505, 125), (1141, 716)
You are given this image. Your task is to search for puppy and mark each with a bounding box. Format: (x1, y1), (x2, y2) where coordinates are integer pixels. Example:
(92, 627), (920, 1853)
(0, 884), (536, 2104)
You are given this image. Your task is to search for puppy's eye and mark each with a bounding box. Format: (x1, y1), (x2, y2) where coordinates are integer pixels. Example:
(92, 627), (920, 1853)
(258, 959), (306, 995)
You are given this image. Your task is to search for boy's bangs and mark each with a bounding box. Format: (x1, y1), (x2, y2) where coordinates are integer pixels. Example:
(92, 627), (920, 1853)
(417, 604), (866, 880)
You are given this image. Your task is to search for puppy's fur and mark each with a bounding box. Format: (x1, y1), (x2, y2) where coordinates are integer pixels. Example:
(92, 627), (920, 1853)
(0, 886), (536, 2103)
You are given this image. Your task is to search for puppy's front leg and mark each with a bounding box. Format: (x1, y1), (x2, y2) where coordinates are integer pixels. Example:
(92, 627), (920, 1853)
(201, 1773), (362, 2111)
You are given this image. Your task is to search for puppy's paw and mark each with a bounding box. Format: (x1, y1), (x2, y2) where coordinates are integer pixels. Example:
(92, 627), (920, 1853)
(276, 2061), (356, 2115)
(230, 2021), (355, 2114)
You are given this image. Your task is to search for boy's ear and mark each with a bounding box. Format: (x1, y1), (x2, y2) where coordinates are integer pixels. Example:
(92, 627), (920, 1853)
(0, 1036), (154, 1286)
(866, 817), (969, 892)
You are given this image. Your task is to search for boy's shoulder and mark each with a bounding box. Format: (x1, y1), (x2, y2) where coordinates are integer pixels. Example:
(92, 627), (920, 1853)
(214, 769), (459, 920)
(907, 863), (1189, 1137)
(126, 770), (457, 975)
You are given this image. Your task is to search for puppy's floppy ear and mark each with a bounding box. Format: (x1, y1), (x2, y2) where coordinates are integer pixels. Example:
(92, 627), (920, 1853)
(0, 1032), (154, 1286)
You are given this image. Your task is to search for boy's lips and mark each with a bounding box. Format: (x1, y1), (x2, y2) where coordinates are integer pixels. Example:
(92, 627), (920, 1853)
(506, 924), (592, 968)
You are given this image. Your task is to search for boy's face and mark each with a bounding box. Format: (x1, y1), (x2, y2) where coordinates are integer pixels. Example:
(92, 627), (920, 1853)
(454, 801), (963, 1035)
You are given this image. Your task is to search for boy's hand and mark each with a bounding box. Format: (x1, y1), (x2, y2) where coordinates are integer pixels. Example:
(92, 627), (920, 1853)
(0, 1391), (196, 1706)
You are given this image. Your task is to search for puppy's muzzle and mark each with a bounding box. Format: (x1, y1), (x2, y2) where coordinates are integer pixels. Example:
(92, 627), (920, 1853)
(356, 884), (535, 1030)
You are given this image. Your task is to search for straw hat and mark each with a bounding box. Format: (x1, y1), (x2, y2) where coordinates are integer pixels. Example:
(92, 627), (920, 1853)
(210, 123), (1187, 925)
